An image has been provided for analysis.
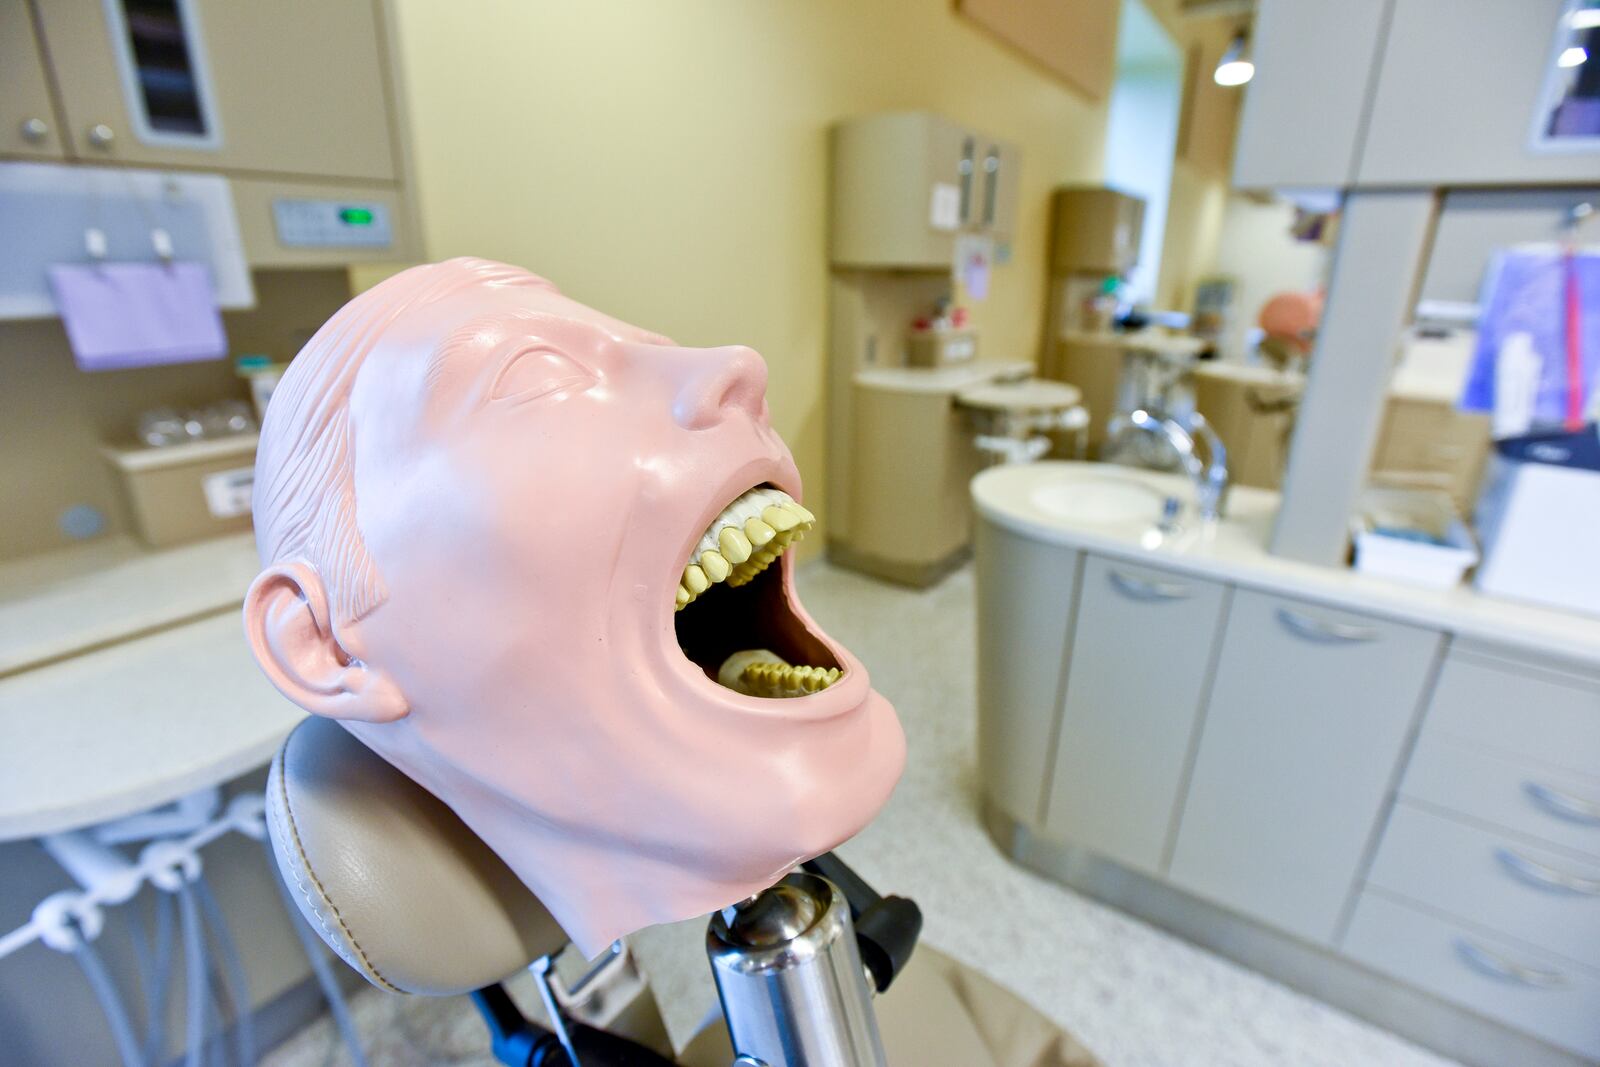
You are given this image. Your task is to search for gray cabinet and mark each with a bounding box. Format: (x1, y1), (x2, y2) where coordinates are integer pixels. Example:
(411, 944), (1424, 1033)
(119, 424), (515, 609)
(1042, 555), (1229, 876)
(1345, 890), (1600, 1061)
(975, 525), (1079, 827)
(1354, 644), (1600, 1058)
(1239, 0), (1597, 189)
(1168, 589), (1442, 944)
(1359, 0), (1596, 186)
(1232, 0), (1389, 188)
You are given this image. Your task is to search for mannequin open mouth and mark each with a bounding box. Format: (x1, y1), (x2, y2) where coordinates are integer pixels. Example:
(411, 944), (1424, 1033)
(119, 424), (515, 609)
(673, 486), (843, 698)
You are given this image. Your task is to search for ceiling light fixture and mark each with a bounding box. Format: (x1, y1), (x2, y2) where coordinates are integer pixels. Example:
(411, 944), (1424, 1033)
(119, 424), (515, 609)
(1571, 7), (1600, 30)
(1558, 45), (1589, 68)
(1214, 32), (1254, 86)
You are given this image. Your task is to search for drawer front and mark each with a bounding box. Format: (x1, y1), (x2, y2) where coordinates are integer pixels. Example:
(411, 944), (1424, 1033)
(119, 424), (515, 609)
(1168, 589), (1442, 944)
(1368, 802), (1600, 970)
(1043, 555), (1229, 875)
(1344, 890), (1600, 1060)
(1401, 733), (1600, 860)
(1419, 650), (1600, 777)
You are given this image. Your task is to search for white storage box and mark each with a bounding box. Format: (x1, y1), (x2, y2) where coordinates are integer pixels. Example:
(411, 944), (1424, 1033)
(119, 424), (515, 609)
(1474, 427), (1600, 618)
(1352, 488), (1478, 590)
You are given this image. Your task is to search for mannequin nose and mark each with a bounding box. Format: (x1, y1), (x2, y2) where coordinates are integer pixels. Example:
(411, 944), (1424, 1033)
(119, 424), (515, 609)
(672, 345), (768, 430)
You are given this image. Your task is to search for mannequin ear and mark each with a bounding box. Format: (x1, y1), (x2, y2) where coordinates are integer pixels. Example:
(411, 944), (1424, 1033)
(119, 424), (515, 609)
(243, 561), (408, 723)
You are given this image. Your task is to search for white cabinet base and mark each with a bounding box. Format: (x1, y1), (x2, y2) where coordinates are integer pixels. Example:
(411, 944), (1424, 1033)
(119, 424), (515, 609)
(984, 802), (1594, 1067)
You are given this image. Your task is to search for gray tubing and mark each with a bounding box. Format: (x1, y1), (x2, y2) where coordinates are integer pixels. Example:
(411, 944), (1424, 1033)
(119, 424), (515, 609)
(176, 883), (210, 1067)
(260, 838), (369, 1067)
(194, 876), (255, 1066)
(143, 890), (176, 1065)
(71, 936), (145, 1067)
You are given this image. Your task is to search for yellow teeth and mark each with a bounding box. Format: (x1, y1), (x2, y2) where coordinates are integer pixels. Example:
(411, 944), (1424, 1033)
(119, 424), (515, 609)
(718, 527), (752, 564)
(739, 661), (842, 698)
(762, 505), (800, 533)
(744, 518), (775, 546)
(677, 487), (816, 611)
(717, 650), (841, 698)
(700, 551), (731, 582)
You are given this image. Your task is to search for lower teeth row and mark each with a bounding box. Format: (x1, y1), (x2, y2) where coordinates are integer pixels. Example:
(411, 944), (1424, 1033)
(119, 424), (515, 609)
(738, 660), (842, 697)
(676, 496), (816, 611)
(717, 649), (841, 698)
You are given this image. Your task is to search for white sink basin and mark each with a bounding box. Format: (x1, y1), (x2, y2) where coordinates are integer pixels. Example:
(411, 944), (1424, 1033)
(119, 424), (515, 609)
(1029, 474), (1168, 525)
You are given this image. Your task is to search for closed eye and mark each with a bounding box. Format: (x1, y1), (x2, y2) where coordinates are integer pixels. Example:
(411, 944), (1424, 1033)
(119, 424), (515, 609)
(490, 346), (597, 402)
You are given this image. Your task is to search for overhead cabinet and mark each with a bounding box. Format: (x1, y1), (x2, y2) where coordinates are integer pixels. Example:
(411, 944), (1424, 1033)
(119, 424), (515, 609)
(1, 0), (67, 160)
(1237, 0), (1598, 188)
(831, 112), (1019, 269)
(22, 0), (397, 182)
(2, 0), (420, 268)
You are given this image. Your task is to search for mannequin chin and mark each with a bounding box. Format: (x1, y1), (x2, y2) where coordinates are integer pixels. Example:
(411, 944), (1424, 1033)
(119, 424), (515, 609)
(245, 257), (906, 954)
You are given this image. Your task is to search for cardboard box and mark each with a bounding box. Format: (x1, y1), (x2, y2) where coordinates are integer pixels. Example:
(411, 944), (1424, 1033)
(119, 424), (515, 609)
(103, 435), (257, 548)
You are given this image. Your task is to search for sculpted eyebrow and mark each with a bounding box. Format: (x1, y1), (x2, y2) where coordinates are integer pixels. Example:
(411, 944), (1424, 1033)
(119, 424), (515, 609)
(424, 312), (545, 391)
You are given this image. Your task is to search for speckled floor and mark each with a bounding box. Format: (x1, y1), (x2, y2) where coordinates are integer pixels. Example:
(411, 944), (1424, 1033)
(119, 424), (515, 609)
(265, 560), (1459, 1067)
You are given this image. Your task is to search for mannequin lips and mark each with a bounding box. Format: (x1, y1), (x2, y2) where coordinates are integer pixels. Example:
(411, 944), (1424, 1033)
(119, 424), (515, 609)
(671, 479), (849, 704)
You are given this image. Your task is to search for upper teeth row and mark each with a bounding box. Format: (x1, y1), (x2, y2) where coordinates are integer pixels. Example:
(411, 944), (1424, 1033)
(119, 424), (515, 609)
(676, 487), (815, 611)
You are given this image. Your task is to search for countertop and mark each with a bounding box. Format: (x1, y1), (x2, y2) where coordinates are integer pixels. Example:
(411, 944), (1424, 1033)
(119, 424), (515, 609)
(955, 378), (1082, 413)
(1059, 330), (1208, 357)
(0, 532), (262, 676)
(0, 533), (303, 840)
(972, 461), (1600, 670)
(854, 360), (1032, 395)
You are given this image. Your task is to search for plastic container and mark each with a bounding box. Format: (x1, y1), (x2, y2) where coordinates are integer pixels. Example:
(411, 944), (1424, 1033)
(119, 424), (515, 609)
(1351, 488), (1478, 589)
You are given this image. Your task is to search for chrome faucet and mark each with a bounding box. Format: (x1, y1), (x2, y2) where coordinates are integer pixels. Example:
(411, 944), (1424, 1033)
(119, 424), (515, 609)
(1108, 408), (1230, 521)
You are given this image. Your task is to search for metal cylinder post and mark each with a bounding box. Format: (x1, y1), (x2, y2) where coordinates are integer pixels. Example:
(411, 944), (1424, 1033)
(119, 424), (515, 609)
(706, 872), (886, 1067)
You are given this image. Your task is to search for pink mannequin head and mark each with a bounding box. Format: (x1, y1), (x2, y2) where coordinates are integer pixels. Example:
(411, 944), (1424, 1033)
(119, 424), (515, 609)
(244, 257), (905, 954)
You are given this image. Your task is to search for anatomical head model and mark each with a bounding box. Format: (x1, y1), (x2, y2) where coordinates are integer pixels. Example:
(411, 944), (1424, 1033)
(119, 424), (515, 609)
(244, 257), (905, 954)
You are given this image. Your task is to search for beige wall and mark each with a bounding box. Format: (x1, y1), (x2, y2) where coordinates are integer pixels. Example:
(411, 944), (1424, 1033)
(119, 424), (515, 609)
(1211, 192), (1333, 361)
(386, 0), (1111, 544)
(1156, 14), (1240, 318)
(1158, 158), (1230, 315)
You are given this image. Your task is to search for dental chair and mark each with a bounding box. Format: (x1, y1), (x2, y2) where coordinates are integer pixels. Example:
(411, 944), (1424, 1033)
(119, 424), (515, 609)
(267, 717), (1098, 1067)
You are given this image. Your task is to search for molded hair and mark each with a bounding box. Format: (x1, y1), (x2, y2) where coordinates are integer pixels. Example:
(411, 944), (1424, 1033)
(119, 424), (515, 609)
(253, 257), (556, 626)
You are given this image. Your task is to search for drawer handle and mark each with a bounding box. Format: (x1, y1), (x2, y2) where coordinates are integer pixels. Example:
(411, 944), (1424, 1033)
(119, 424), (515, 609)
(1275, 608), (1379, 644)
(1496, 847), (1600, 896)
(1454, 938), (1568, 989)
(1109, 570), (1190, 601)
(1526, 781), (1600, 826)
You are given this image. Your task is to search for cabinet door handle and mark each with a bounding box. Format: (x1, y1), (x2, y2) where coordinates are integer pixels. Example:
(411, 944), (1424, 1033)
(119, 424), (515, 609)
(1496, 847), (1600, 895)
(1275, 608), (1379, 644)
(1109, 570), (1190, 601)
(981, 147), (1000, 228)
(957, 137), (975, 225)
(1454, 937), (1568, 988)
(1526, 781), (1600, 825)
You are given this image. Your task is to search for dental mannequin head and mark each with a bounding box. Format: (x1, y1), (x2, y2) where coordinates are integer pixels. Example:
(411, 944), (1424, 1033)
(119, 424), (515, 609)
(244, 257), (905, 954)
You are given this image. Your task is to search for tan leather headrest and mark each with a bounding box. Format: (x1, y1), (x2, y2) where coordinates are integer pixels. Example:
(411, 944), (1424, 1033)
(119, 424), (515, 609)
(266, 716), (568, 995)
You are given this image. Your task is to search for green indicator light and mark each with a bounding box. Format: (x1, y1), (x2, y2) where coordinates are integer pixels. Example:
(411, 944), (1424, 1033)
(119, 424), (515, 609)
(338, 207), (375, 226)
